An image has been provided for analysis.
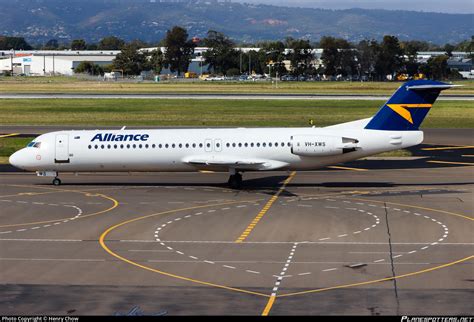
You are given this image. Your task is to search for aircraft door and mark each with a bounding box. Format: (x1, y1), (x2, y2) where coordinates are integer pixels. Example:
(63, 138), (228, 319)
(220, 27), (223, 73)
(55, 134), (70, 163)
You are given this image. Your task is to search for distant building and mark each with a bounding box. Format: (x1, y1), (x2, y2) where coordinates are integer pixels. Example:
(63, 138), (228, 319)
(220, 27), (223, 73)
(0, 50), (119, 76)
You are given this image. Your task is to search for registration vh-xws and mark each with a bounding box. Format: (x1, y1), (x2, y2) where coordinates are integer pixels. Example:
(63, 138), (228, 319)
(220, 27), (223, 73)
(9, 80), (455, 188)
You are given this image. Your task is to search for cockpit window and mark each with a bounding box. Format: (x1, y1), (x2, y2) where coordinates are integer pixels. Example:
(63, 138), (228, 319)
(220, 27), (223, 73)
(26, 141), (41, 148)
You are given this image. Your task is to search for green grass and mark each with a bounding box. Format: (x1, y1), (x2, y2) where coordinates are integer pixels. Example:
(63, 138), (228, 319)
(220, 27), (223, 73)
(0, 99), (472, 128)
(373, 149), (413, 157)
(0, 137), (34, 164)
(0, 77), (473, 95)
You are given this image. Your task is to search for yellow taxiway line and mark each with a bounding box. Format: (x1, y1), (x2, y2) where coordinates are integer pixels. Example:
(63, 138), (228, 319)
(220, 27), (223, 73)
(261, 295), (276, 316)
(427, 160), (474, 166)
(422, 145), (474, 151)
(235, 171), (296, 243)
(0, 133), (20, 138)
(327, 165), (368, 172)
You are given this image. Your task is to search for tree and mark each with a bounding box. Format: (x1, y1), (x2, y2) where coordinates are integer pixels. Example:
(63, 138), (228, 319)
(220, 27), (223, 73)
(74, 61), (104, 75)
(285, 37), (314, 76)
(163, 26), (195, 76)
(400, 40), (422, 77)
(261, 41), (287, 76)
(420, 55), (449, 80)
(148, 49), (164, 74)
(112, 43), (148, 75)
(43, 39), (59, 50)
(70, 39), (87, 50)
(374, 35), (403, 80)
(203, 30), (238, 75)
(443, 43), (455, 57)
(98, 36), (125, 50)
(321, 37), (356, 77)
(0, 36), (32, 50)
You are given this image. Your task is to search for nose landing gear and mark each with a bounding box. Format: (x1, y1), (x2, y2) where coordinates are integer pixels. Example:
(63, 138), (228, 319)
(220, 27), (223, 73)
(228, 172), (242, 189)
(36, 171), (61, 186)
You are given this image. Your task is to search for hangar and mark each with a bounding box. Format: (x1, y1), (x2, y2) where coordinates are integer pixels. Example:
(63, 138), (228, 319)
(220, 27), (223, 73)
(0, 51), (119, 76)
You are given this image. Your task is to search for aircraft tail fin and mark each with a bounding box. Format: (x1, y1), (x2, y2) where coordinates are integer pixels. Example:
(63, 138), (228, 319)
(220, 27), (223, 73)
(364, 80), (457, 131)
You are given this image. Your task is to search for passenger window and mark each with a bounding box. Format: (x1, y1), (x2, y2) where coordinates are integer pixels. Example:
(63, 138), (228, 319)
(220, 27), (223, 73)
(269, 143), (272, 147)
(94, 145), (98, 149)
(107, 145), (111, 149)
(88, 145), (92, 149)
(251, 143), (254, 147)
(232, 143), (236, 147)
(226, 143), (230, 148)
(139, 144), (142, 149)
(199, 143), (203, 148)
(172, 144), (175, 148)
(179, 144), (182, 148)
(145, 144), (149, 149)
(127, 144), (130, 149)
(238, 143), (242, 147)
(120, 144), (124, 149)
(244, 143), (248, 147)
(101, 145), (105, 149)
(114, 144), (118, 149)
(257, 143), (260, 147)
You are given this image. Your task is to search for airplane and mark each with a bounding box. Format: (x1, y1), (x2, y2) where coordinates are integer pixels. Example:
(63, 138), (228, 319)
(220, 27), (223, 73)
(9, 80), (456, 189)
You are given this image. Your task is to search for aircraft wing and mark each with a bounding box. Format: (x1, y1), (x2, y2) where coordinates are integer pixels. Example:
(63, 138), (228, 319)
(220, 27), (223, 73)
(183, 156), (289, 171)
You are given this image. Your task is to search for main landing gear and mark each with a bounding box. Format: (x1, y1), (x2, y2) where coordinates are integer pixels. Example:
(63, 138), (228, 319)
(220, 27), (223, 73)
(228, 172), (243, 189)
(52, 177), (62, 186)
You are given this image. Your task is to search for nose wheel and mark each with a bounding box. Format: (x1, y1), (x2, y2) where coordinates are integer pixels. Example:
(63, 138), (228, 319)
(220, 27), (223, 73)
(228, 173), (242, 189)
(52, 178), (62, 186)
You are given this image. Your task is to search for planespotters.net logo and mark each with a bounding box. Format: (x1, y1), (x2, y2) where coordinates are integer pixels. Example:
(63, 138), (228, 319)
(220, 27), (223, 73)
(402, 317), (473, 322)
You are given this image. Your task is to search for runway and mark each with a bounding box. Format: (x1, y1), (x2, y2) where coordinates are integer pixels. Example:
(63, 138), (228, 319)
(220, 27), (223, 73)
(0, 93), (472, 100)
(0, 132), (473, 315)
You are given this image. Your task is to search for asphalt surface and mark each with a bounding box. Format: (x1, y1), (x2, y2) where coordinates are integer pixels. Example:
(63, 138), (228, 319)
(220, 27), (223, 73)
(0, 130), (473, 315)
(0, 93), (472, 100)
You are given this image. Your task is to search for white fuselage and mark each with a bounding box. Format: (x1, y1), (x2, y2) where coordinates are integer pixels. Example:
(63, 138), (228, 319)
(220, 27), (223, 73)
(10, 126), (423, 174)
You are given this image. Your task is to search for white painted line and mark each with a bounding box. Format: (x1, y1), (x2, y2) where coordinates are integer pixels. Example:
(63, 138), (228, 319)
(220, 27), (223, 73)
(298, 272), (311, 276)
(374, 259), (385, 263)
(189, 256), (198, 260)
(338, 234), (348, 238)
(204, 260), (215, 264)
(223, 265), (235, 269)
(322, 268), (338, 272)
(246, 270), (260, 274)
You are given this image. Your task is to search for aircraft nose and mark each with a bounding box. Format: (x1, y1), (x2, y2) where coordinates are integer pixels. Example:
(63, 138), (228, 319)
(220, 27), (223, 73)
(9, 150), (26, 169)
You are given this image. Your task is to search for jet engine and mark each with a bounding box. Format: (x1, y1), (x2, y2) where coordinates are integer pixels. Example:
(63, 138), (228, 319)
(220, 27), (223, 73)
(291, 135), (359, 157)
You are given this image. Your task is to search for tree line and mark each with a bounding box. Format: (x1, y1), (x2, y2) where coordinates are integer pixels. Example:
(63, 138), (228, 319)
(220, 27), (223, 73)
(1, 30), (473, 80)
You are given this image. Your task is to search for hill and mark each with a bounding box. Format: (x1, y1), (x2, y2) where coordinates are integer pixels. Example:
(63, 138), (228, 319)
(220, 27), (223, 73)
(0, 0), (472, 44)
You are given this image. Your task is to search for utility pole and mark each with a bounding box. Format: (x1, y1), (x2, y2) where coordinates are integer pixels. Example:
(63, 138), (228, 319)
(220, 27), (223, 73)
(248, 51), (251, 76)
(10, 48), (14, 76)
(239, 49), (242, 74)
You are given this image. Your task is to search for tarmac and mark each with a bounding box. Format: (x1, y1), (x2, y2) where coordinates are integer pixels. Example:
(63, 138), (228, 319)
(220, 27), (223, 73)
(0, 128), (472, 315)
